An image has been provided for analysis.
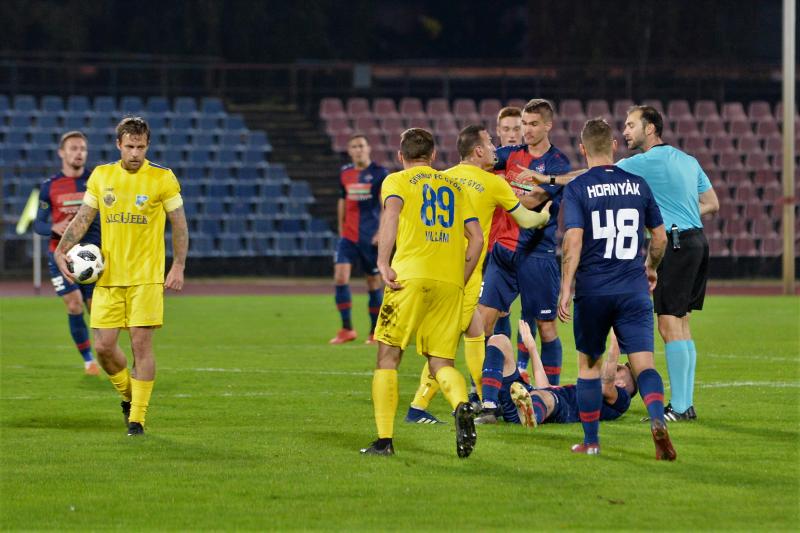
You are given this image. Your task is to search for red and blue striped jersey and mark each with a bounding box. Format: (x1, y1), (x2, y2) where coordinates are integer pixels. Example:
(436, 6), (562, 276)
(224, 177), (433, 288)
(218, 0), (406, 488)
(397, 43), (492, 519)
(34, 170), (101, 252)
(339, 162), (388, 243)
(492, 144), (571, 256)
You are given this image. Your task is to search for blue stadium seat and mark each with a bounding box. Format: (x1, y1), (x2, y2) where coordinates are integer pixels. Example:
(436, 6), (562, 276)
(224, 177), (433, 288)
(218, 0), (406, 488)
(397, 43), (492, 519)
(242, 148), (267, 167)
(209, 167), (232, 180)
(36, 114), (59, 130)
(201, 97), (226, 116)
(174, 97), (197, 115)
(181, 182), (202, 198)
(146, 115), (168, 131)
(267, 165), (289, 182)
(188, 149), (212, 165)
(191, 132), (215, 146)
(215, 148), (239, 167)
(274, 234), (300, 255)
(204, 200), (225, 217)
(169, 116), (193, 131)
(237, 167), (262, 180)
(63, 115), (87, 130)
(279, 219), (304, 233)
(5, 130), (27, 145)
(13, 95), (37, 113)
(251, 235), (271, 254)
(199, 218), (222, 235)
(258, 200), (280, 217)
(288, 181), (313, 201)
(166, 131), (190, 147)
(261, 183), (283, 198)
(189, 235), (214, 256)
(218, 236), (243, 256)
(223, 115), (247, 132)
(162, 148), (184, 166)
(0, 95), (9, 112)
(228, 201), (253, 217)
(10, 115), (34, 129)
(252, 218), (274, 234)
(88, 114), (114, 130)
(85, 131), (108, 147)
(219, 131), (244, 147)
(223, 218), (247, 234)
(41, 95), (64, 113)
(146, 96), (170, 114)
(183, 165), (206, 180)
(196, 116), (220, 131)
(66, 96), (91, 114)
(205, 181), (230, 197)
(283, 201), (308, 217)
(233, 181), (258, 197)
(308, 218), (331, 233)
(93, 96), (116, 114)
(247, 131), (272, 151)
(119, 96), (144, 114)
(30, 130), (54, 146)
(182, 200), (200, 216)
(302, 235), (326, 254)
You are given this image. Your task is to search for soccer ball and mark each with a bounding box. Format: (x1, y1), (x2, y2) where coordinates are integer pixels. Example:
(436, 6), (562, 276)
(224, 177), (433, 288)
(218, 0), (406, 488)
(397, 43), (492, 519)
(67, 243), (104, 284)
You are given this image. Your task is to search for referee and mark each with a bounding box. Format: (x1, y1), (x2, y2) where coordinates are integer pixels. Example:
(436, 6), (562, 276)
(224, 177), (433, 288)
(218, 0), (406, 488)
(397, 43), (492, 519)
(617, 105), (719, 421)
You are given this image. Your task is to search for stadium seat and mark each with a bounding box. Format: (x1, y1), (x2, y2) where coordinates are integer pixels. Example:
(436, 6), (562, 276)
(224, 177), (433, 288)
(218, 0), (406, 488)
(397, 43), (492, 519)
(736, 136), (761, 153)
(199, 218), (222, 235)
(426, 98), (450, 117)
(319, 98), (345, 120)
(721, 102), (747, 121)
(167, 131), (191, 147)
(174, 97), (197, 116)
(378, 117), (403, 137)
(197, 116), (221, 131)
(612, 99), (635, 120)
(274, 234), (300, 255)
(201, 97), (226, 116)
(743, 202), (768, 220)
(642, 99), (664, 113)
(372, 98), (399, 118)
(216, 148), (239, 167)
(748, 101), (773, 121)
(764, 135), (783, 157)
(682, 135), (708, 155)
(745, 152), (770, 171)
(728, 119), (753, 138)
(585, 99), (611, 120)
(346, 98), (371, 118)
(189, 235), (214, 256)
(252, 218), (275, 234)
(760, 236), (782, 256)
(666, 100), (692, 121)
(399, 98), (426, 120)
(707, 235), (731, 257)
(675, 118), (700, 137)
(732, 237), (758, 257)
(755, 119), (779, 139)
(119, 96), (144, 114)
(751, 216), (777, 238)
(288, 181), (313, 201)
(558, 99), (585, 120)
(479, 99), (502, 120)
(12, 95), (37, 113)
(325, 117), (351, 136)
(719, 152), (745, 171)
(223, 115), (247, 133)
(146, 96), (170, 114)
(709, 135), (735, 155)
(701, 117), (726, 137)
(40, 95), (64, 114)
(0, 95), (8, 113)
(9, 115), (34, 129)
(93, 96), (116, 114)
(354, 116), (380, 133)
(191, 132), (215, 146)
(694, 100), (719, 120)
(205, 181), (231, 197)
(219, 131), (245, 147)
(223, 217), (247, 235)
(453, 99), (478, 116)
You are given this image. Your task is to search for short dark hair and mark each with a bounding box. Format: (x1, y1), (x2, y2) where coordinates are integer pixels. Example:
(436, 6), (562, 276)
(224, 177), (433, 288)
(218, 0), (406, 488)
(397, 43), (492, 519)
(348, 133), (368, 144)
(400, 128), (435, 161)
(116, 116), (151, 142)
(628, 105), (663, 137)
(497, 106), (522, 122)
(59, 130), (87, 149)
(522, 99), (555, 122)
(580, 118), (613, 156)
(457, 124), (486, 159)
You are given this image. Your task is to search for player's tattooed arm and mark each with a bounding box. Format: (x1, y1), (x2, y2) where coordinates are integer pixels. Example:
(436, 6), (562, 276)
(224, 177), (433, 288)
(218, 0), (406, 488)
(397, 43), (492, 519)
(600, 348), (620, 402)
(165, 206), (188, 291)
(557, 228), (583, 322)
(55, 204), (97, 253)
(645, 225), (667, 292)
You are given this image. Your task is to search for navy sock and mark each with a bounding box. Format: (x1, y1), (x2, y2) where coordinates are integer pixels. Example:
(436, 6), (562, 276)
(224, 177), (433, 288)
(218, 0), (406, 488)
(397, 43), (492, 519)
(334, 284), (353, 330)
(67, 313), (93, 362)
(494, 314), (511, 337)
(531, 395), (548, 424)
(481, 345), (505, 408)
(577, 377), (602, 445)
(367, 289), (382, 333)
(541, 338), (563, 385)
(516, 331), (530, 372)
(638, 368), (666, 424)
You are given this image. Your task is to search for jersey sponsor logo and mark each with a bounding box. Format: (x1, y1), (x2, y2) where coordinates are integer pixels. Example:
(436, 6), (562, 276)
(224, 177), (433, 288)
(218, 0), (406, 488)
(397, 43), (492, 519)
(345, 182), (372, 201)
(103, 190), (116, 207)
(586, 180), (641, 199)
(540, 309), (552, 314)
(135, 194), (149, 208)
(105, 212), (149, 224)
(54, 192), (85, 215)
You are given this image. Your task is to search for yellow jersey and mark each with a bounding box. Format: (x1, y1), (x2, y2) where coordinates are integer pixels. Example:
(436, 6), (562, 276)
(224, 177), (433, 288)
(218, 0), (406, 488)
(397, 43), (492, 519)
(381, 165), (477, 287)
(444, 163), (520, 265)
(83, 160), (183, 286)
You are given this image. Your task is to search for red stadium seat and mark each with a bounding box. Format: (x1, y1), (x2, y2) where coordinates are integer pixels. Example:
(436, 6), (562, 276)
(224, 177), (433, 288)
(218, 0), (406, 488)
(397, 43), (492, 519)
(728, 119), (754, 138)
(642, 99), (664, 114)
(675, 118), (700, 136)
(612, 99), (635, 120)
(479, 99), (502, 119)
(320, 98), (345, 120)
(332, 131), (352, 152)
(455, 114), (482, 129)
(666, 100), (692, 121)
(701, 117), (726, 137)
(723, 169), (748, 184)
(744, 202), (768, 220)
(764, 135), (783, 157)
(586, 99), (611, 120)
(755, 119), (780, 138)
(719, 152), (745, 171)
(560, 99), (586, 120)
(506, 98), (527, 109)
(399, 98), (426, 119)
(751, 216), (778, 238)
(748, 101), (773, 121)
(694, 100), (720, 120)
(760, 182), (782, 204)
(760, 236), (783, 256)
(717, 201), (739, 221)
(432, 115), (458, 131)
(722, 217), (748, 237)
(405, 116), (431, 129)
(708, 235), (731, 257)
(354, 116), (380, 133)
(745, 152), (770, 171)
(373, 98), (399, 118)
(566, 118), (585, 136)
(754, 170), (779, 186)
(453, 99), (478, 116)
(426, 98), (450, 117)
(732, 181), (754, 203)
(737, 136), (762, 153)
(325, 117), (351, 136)
(364, 132), (385, 151)
(721, 102), (747, 122)
(347, 98), (371, 118)
(682, 134), (708, 155)
(694, 151), (716, 170)
(710, 134), (736, 155)
(732, 237), (758, 257)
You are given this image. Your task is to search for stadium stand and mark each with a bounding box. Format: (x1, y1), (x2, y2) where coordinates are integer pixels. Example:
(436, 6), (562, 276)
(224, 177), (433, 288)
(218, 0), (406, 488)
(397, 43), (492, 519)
(319, 97), (800, 258)
(1, 95), (337, 260)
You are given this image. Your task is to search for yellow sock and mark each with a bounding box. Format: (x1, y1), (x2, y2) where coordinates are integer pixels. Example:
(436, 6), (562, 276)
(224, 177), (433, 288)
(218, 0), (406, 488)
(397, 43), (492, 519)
(108, 368), (132, 402)
(410, 362), (440, 410)
(372, 369), (398, 438)
(464, 335), (485, 401)
(434, 366), (468, 410)
(129, 378), (154, 426)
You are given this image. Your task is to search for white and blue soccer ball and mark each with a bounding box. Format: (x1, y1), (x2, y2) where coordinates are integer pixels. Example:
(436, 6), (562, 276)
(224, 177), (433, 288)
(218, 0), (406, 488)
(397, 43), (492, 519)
(67, 243), (104, 284)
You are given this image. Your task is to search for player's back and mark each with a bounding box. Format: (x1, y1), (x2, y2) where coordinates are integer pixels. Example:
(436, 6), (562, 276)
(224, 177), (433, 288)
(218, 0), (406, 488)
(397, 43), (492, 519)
(381, 165), (474, 287)
(562, 165), (663, 296)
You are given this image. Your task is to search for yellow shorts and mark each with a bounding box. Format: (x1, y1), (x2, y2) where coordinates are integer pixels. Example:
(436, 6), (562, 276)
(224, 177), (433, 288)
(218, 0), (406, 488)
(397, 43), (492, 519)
(460, 271), (482, 332)
(90, 284), (164, 329)
(374, 278), (463, 359)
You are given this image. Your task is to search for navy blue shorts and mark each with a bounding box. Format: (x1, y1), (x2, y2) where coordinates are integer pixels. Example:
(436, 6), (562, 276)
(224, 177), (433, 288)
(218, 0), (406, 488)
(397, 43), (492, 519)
(573, 292), (654, 359)
(47, 252), (95, 300)
(479, 245), (559, 322)
(334, 238), (379, 275)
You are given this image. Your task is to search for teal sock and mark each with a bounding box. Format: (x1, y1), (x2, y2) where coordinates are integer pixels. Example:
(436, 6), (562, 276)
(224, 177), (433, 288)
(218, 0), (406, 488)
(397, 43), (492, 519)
(687, 340), (697, 407)
(665, 340), (690, 413)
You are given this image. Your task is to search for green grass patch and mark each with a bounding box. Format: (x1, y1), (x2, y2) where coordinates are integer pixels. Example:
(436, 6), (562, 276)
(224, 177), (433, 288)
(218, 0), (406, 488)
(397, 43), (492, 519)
(1, 294), (798, 530)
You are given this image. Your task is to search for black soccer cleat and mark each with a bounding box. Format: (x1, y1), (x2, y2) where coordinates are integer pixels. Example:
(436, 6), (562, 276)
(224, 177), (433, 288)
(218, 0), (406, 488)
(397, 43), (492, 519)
(453, 402), (477, 458)
(121, 401), (131, 426)
(663, 403), (691, 422)
(360, 439), (395, 456)
(474, 406), (499, 425)
(127, 422), (144, 436)
(686, 406), (697, 420)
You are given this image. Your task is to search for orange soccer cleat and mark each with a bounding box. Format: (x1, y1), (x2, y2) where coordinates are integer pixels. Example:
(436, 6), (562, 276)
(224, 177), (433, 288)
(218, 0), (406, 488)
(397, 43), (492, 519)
(364, 333), (377, 345)
(329, 328), (357, 344)
(85, 361), (101, 376)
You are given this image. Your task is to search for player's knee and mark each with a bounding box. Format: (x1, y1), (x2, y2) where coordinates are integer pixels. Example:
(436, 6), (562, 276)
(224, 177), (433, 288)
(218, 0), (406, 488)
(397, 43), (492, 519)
(487, 334), (512, 358)
(537, 320), (557, 342)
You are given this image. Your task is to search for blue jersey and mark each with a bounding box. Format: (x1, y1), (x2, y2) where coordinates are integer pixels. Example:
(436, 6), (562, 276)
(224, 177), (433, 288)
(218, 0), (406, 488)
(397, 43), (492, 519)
(493, 144), (571, 256)
(562, 165), (663, 296)
(339, 162), (388, 244)
(34, 170), (101, 252)
(616, 144), (711, 231)
(546, 384), (631, 424)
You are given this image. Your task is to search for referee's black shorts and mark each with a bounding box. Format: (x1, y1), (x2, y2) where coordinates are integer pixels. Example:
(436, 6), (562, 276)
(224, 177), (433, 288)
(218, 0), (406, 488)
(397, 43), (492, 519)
(653, 229), (709, 317)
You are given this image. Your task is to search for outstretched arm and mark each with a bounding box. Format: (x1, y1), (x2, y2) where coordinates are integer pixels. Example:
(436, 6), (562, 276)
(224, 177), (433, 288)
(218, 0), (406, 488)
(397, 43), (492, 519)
(515, 165), (586, 186)
(509, 201), (552, 229)
(165, 206), (188, 291)
(54, 203), (98, 282)
(518, 320), (549, 388)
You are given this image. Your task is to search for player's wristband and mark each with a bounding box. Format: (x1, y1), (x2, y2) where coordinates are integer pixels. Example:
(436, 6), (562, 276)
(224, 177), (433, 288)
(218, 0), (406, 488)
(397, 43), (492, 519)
(549, 175), (556, 185)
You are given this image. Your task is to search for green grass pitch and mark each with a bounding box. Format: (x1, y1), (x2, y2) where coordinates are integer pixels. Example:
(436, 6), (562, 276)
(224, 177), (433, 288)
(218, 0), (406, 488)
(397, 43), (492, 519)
(1, 293), (798, 530)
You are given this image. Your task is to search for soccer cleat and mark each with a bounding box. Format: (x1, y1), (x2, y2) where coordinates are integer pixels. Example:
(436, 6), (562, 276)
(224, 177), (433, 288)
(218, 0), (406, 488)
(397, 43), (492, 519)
(571, 443), (600, 455)
(121, 401), (131, 426)
(405, 407), (442, 424)
(360, 440), (395, 456)
(84, 361), (100, 376)
(663, 403), (691, 422)
(329, 328), (357, 344)
(467, 391), (482, 412)
(474, 406), (498, 425)
(510, 382), (537, 428)
(453, 402), (477, 458)
(686, 406), (697, 420)
(364, 333), (377, 345)
(127, 421), (144, 436)
(651, 419), (677, 461)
